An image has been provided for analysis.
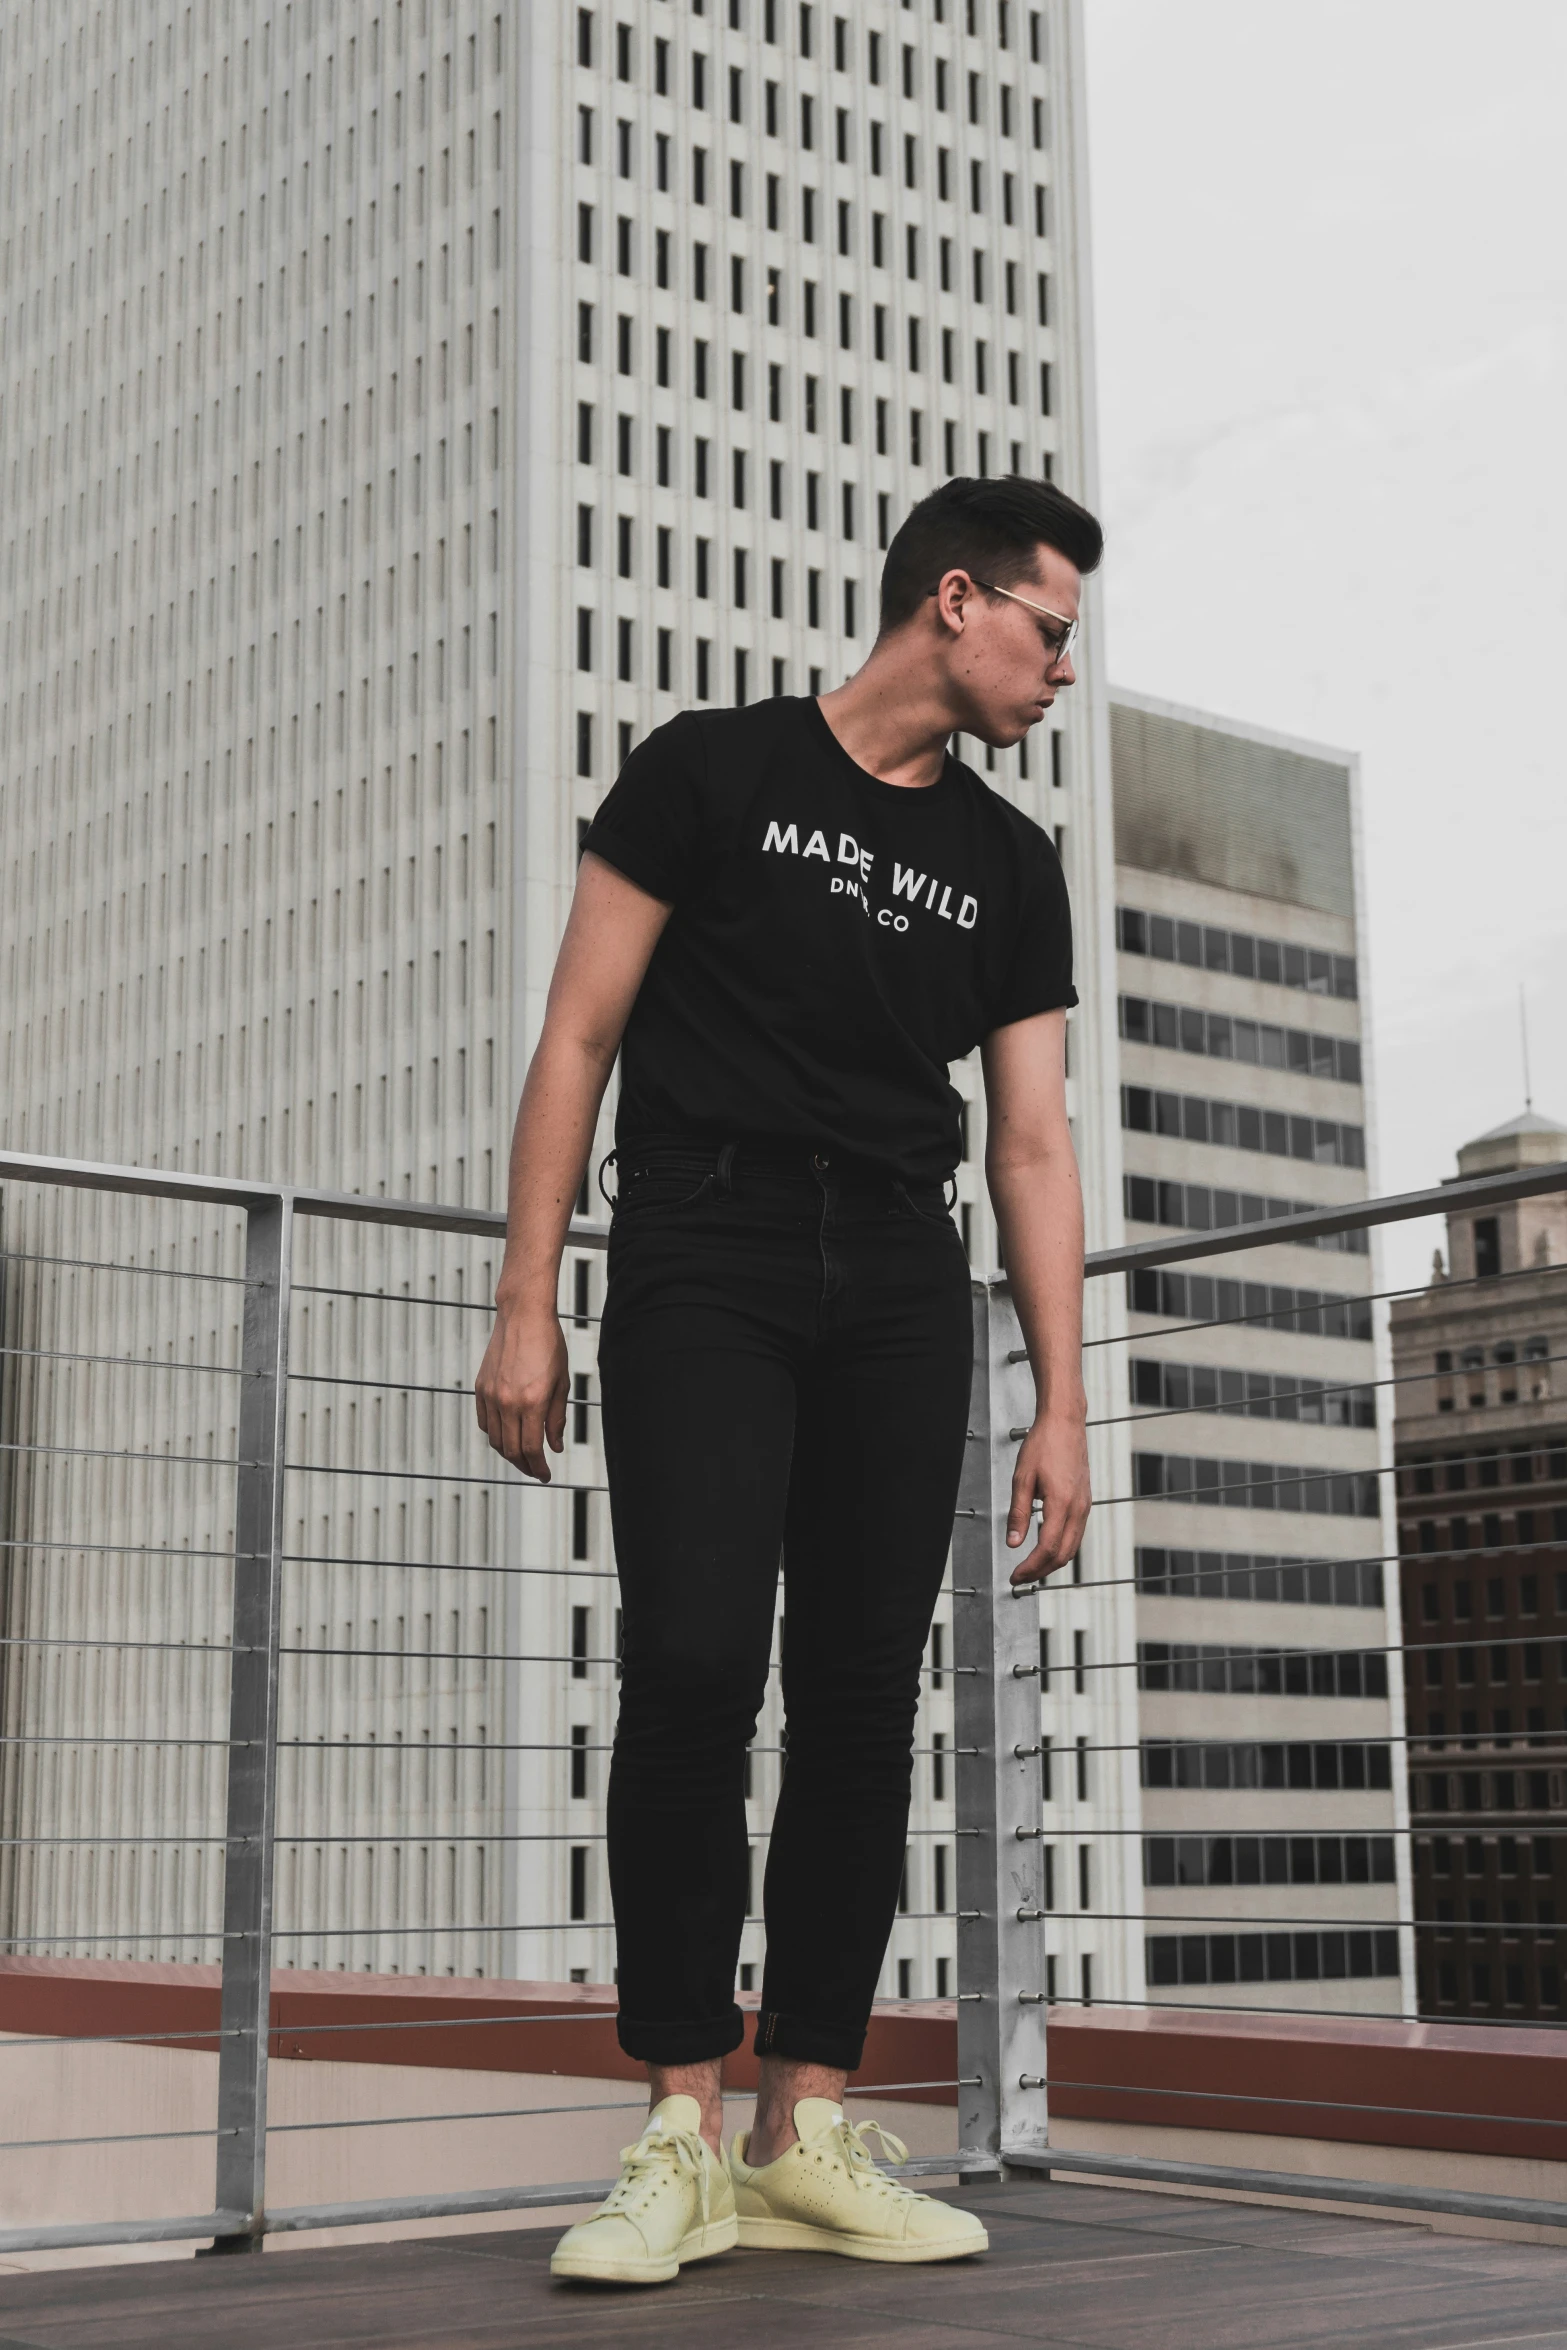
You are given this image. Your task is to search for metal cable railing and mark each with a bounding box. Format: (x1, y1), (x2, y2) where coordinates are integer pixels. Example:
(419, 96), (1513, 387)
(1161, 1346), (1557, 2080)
(0, 1144), (1563, 2252)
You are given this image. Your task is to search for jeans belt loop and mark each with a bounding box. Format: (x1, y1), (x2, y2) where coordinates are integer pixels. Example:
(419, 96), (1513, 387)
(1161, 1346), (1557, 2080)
(714, 1142), (737, 1199)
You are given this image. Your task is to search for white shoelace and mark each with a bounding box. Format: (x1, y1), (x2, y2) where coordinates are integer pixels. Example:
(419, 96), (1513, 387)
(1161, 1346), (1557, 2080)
(820, 2113), (917, 2196)
(603, 2121), (712, 2229)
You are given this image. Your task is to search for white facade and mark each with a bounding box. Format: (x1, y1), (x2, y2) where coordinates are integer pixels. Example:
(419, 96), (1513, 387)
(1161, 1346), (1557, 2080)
(1108, 687), (1413, 2015)
(0, 0), (1135, 2001)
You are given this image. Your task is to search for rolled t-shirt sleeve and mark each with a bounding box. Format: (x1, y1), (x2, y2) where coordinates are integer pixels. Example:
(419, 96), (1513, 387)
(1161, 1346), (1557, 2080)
(986, 832), (1079, 1031)
(579, 712), (713, 906)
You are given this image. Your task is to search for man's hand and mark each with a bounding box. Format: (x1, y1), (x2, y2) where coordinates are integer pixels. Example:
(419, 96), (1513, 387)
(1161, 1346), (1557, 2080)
(1005, 1411), (1091, 1586)
(474, 1299), (570, 1482)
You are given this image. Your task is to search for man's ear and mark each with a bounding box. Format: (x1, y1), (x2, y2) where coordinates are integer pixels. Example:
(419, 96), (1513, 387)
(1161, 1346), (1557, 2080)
(934, 572), (971, 636)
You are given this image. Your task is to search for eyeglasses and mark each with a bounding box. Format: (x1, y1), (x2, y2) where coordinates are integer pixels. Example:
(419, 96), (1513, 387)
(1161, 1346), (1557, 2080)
(927, 575), (1079, 669)
(972, 577), (1079, 668)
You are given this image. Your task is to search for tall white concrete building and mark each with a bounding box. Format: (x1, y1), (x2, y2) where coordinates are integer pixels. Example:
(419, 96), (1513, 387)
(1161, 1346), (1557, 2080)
(0, 0), (1137, 1998)
(1107, 689), (1412, 2014)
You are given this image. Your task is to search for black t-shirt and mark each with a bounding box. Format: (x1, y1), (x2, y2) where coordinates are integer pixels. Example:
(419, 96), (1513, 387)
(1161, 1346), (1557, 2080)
(581, 696), (1077, 1184)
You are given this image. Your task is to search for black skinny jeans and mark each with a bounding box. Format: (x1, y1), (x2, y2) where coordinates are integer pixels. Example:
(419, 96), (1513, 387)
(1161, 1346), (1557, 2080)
(598, 1139), (974, 2073)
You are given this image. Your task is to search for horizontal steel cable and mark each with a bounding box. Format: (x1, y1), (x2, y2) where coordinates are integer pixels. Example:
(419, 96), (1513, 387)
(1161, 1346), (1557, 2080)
(0, 1636), (232, 1654)
(272, 1740), (973, 1757)
(1039, 1906), (1552, 1938)
(271, 2009), (627, 2040)
(1081, 1250), (1556, 1350)
(1048, 2078), (1567, 2132)
(1085, 1345), (1567, 1436)
(0, 1826), (976, 1848)
(1004, 1819), (1566, 1836)
(1039, 1625), (1567, 1676)
(291, 1368), (554, 1399)
(0, 1245), (245, 1285)
(1017, 1528), (1567, 1601)
(277, 1641), (972, 1675)
(266, 2077), (979, 2139)
(1087, 1446), (1549, 1508)
(1027, 1730), (1563, 1759)
(840, 2078), (979, 2095)
(284, 1459), (608, 1489)
(0, 1729), (241, 1748)
(0, 1438), (243, 1469)
(0, 2014), (615, 2060)
(0, 1734), (243, 1747)
(0, 1536), (236, 1562)
(276, 1554), (965, 1592)
(0, 2008), (972, 2055)
(0, 1930), (237, 1944)
(281, 1549), (621, 1580)
(0, 2126), (236, 2153)
(0, 2026), (243, 2053)
(263, 1826), (978, 1846)
(0, 1341), (242, 1378)
(294, 1284), (606, 1321)
(292, 1285), (501, 1314)
(266, 2099), (649, 2136)
(267, 1910), (975, 1938)
(1028, 1988), (1565, 2032)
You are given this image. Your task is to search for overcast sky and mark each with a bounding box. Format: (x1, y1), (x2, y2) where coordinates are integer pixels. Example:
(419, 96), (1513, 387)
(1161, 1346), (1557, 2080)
(1081, 1), (1567, 1286)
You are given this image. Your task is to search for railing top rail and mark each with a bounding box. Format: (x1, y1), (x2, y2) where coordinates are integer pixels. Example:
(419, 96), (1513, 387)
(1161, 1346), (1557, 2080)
(1082, 1158), (1567, 1281)
(0, 1148), (607, 1250)
(3, 1146), (1563, 1276)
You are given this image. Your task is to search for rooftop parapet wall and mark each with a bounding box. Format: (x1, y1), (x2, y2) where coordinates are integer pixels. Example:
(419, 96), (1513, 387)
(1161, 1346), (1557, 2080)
(5, 1958), (1565, 2166)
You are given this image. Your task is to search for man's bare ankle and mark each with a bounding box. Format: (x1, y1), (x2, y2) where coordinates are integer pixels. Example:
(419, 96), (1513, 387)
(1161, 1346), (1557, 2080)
(745, 2112), (797, 2168)
(646, 2064), (724, 2157)
(746, 2058), (848, 2167)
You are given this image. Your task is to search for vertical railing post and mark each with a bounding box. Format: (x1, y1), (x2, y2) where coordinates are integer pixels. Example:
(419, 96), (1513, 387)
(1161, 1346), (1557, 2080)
(206, 1193), (293, 2250)
(953, 1278), (1050, 2173)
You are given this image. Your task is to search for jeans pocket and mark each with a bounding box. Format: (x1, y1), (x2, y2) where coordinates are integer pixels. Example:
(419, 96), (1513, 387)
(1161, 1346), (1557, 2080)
(893, 1179), (955, 1228)
(612, 1168), (715, 1223)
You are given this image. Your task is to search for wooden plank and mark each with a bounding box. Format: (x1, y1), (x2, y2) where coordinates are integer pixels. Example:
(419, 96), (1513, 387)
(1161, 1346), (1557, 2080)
(2, 2180), (1567, 2349)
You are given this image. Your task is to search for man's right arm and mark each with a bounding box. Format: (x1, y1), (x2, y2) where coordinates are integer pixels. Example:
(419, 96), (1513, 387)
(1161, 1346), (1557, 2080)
(473, 850), (672, 1479)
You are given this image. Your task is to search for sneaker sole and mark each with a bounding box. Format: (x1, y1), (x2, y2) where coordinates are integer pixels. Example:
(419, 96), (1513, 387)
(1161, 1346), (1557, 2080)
(550, 2213), (739, 2287)
(735, 2215), (988, 2263)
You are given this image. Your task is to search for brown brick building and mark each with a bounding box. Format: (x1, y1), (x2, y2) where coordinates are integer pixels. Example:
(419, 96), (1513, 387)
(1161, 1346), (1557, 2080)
(1393, 1111), (1567, 2020)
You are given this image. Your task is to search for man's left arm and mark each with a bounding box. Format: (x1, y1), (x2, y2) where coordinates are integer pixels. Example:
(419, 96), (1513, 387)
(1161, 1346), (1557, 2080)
(979, 1007), (1092, 1585)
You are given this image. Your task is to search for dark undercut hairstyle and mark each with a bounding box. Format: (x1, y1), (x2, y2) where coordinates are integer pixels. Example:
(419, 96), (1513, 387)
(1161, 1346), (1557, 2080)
(877, 474), (1104, 635)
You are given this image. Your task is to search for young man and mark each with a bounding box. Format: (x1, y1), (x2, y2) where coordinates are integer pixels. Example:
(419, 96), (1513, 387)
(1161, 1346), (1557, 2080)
(475, 475), (1099, 2286)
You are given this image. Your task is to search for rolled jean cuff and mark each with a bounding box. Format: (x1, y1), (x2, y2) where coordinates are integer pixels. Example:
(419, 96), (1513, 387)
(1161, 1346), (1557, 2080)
(616, 2004), (746, 2066)
(753, 2007), (867, 2074)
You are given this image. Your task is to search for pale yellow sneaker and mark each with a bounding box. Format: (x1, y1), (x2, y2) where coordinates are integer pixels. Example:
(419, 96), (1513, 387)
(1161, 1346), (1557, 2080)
(549, 2095), (738, 2286)
(729, 2097), (988, 2264)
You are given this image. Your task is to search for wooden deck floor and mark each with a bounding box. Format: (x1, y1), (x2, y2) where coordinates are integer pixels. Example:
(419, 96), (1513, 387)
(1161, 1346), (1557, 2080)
(2, 2181), (1566, 2349)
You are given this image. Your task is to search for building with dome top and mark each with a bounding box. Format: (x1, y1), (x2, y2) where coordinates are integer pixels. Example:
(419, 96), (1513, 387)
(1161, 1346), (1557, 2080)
(1392, 1107), (1567, 2021)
